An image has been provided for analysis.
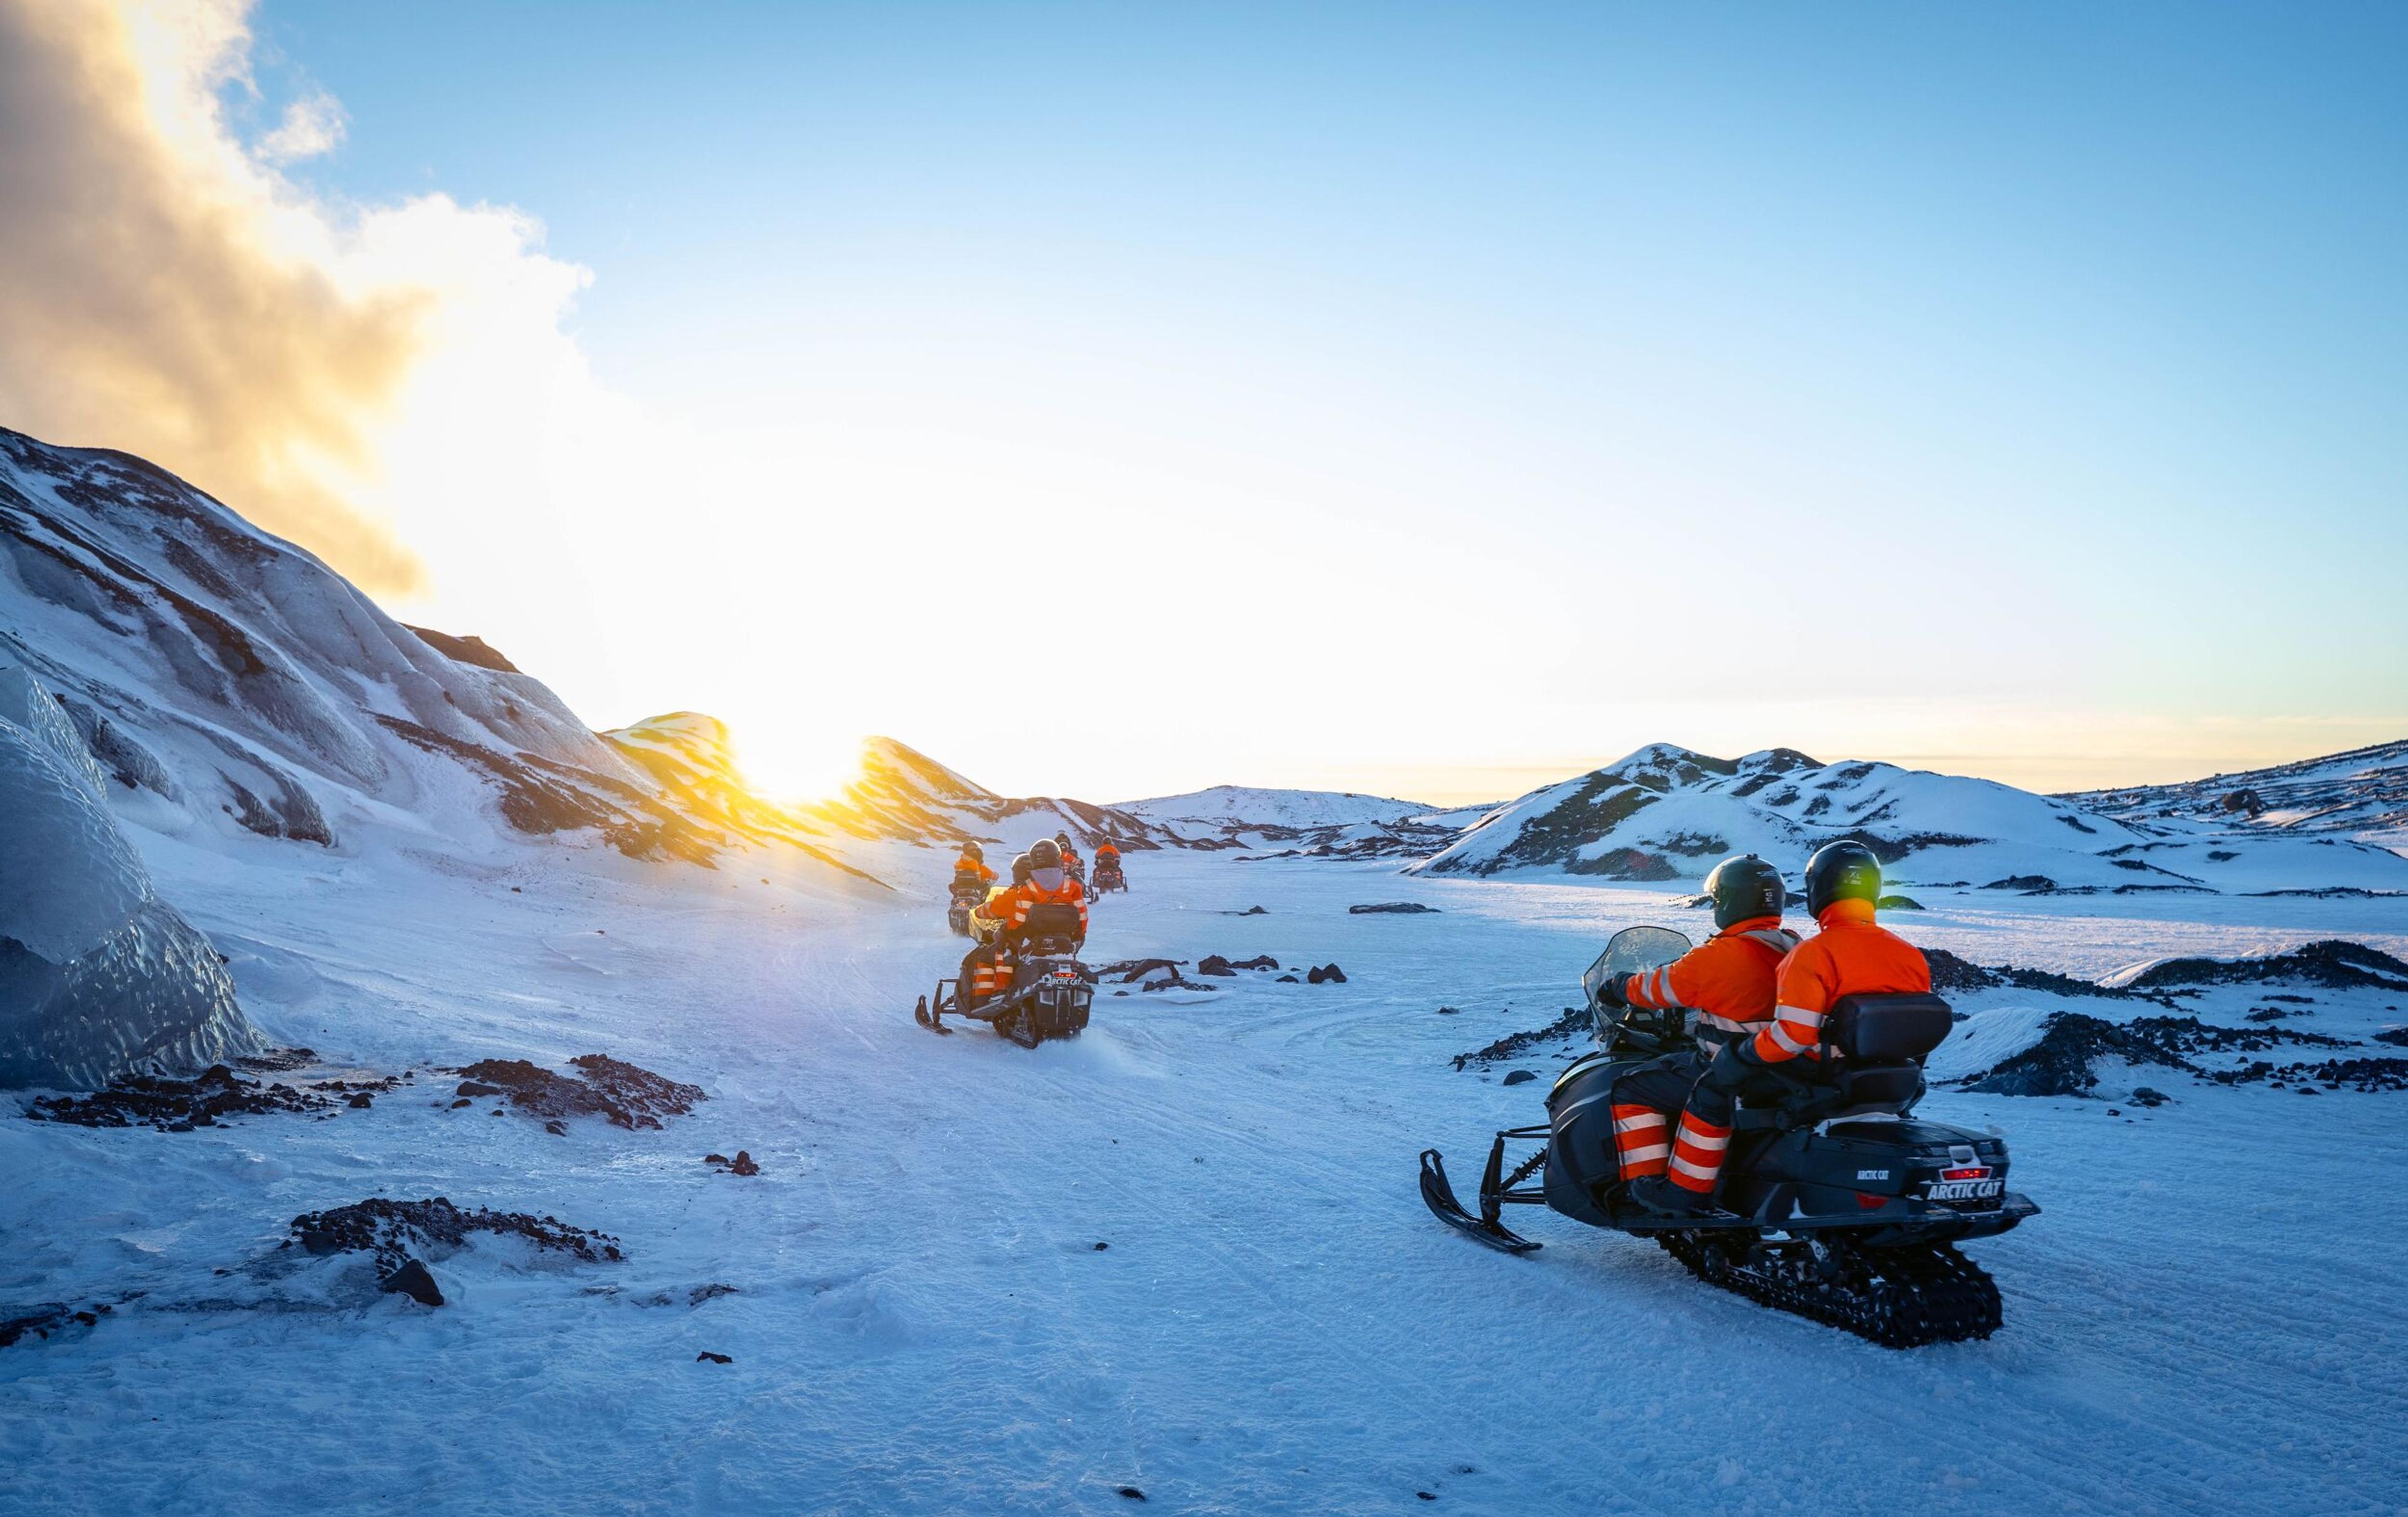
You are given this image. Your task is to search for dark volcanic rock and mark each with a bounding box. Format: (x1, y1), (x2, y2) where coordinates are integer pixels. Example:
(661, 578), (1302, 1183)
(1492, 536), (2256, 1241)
(696, 1351), (733, 1364)
(1921, 949), (2170, 1003)
(2219, 788), (2265, 816)
(1, 1300), (115, 1350)
(1982, 875), (2058, 893)
(2120, 940), (2408, 993)
(1876, 894), (1925, 911)
(1454, 1008), (1588, 1070)
(1349, 902), (1439, 914)
(1501, 1070), (1538, 1086)
(1196, 956), (1238, 976)
(704, 1151), (761, 1176)
(1305, 963), (1348, 984)
(380, 1259), (444, 1306)
(27, 1059), (405, 1130)
(288, 1197), (621, 1272)
(1955, 1013), (2352, 1097)
(446, 1054), (704, 1130)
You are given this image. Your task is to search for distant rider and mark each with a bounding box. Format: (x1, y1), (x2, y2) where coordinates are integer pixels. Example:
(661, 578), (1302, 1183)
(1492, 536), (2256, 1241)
(1599, 856), (1797, 1196)
(949, 840), (996, 898)
(1094, 839), (1123, 886)
(986, 838), (1089, 950)
(1629, 840), (1930, 1217)
(961, 853), (1033, 1007)
(1054, 830), (1083, 884)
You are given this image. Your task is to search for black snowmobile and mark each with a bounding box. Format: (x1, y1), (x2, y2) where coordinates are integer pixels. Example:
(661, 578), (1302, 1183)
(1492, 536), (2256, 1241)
(1420, 926), (2037, 1347)
(945, 879), (986, 938)
(1090, 855), (1127, 894)
(914, 901), (1096, 1048)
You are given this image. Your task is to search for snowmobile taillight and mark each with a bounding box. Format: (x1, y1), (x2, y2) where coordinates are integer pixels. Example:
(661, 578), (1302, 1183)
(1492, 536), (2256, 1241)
(1941, 1166), (1991, 1182)
(1856, 1192), (1888, 1210)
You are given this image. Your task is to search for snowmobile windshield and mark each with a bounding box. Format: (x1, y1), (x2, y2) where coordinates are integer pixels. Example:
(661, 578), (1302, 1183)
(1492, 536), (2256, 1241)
(1031, 867), (1065, 892)
(1583, 926), (1691, 1033)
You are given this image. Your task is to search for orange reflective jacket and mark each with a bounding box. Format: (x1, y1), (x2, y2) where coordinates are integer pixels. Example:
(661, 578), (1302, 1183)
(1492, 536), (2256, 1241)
(983, 877), (1089, 939)
(1096, 843), (1121, 860)
(952, 852), (996, 885)
(1623, 916), (1798, 1045)
(1753, 899), (1930, 1062)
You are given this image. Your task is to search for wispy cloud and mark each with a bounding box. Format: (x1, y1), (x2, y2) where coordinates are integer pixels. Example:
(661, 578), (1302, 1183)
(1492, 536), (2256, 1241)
(0, 0), (587, 595)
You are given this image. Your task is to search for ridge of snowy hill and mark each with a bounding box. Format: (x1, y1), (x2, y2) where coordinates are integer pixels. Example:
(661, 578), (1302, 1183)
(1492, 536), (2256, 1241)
(2066, 738), (2408, 852)
(604, 719), (1187, 867)
(0, 425), (787, 870)
(1117, 785), (1435, 829)
(0, 423), (1186, 897)
(1112, 784), (1489, 859)
(1413, 741), (2408, 897)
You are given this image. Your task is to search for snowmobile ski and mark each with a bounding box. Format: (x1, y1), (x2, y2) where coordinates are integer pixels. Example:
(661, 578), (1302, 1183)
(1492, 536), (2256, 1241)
(1418, 1149), (1540, 1254)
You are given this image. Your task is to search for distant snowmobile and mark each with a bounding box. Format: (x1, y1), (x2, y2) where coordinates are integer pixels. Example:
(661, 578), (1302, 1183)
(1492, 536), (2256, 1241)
(914, 901), (1095, 1048)
(945, 880), (985, 938)
(1419, 926), (2038, 1348)
(1090, 855), (1127, 894)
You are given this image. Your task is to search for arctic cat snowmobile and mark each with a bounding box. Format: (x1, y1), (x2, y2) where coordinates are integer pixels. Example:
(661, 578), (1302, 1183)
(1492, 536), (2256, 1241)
(945, 881), (985, 938)
(1420, 926), (2037, 1348)
(1090, 857), (1127, 894)
(914, 902), (1096, 1048)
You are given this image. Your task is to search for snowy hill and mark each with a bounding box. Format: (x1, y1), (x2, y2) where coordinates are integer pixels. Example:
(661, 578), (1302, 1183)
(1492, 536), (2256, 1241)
(0, 425), (1186, 898)
(1117, 785), (1434, 830)
(2067, 738), (2408, 853)
(0, 426), (764, 867)
(1114, 783), (1479, 859)
(1413, 742), (2408, 897)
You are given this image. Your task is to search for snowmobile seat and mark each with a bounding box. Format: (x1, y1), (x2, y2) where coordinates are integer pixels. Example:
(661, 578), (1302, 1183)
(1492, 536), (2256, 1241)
(1825, 994), (1954, 1062)
(1017, 901), (1084, 946)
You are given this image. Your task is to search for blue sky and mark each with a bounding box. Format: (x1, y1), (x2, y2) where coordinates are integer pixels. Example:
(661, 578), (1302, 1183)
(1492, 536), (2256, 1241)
(209, 1), (2406, 800)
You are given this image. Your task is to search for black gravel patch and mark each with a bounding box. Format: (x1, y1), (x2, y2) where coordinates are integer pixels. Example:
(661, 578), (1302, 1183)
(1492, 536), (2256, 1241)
(1922, 949), (2173, 1004)
(1954, 1013), (2355, 1097)
(1454, 1008), (1587, 1070)
(26, 1062), (408, 1131)
(2120, 940), (2408, 993)
(287, 1197), (622, 1274)
(1, 1299), (120, 1350)
(1350, 902), (1439, 914)
(446, 1054), (704, 1130)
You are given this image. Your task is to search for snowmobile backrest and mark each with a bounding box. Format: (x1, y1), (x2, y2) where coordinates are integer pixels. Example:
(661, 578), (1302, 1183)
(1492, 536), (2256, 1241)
(1018, 901), (1084, 943)
(1826, 994), (1954, 1062)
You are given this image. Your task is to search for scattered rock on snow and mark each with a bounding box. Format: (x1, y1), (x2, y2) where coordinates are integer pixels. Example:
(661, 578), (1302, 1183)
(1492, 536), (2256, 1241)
(1305, 963), (1348, 984)
(1, 1300), (117, 1350)
(1275, 975), (1299, 983)
(445, 1054), (704, 1130)
(1876, 894), (1925, 911)
(1981, 875), (2058, 892)
(704, 1150), (760, 1176)
(1349, 902), (1439, 914)
(1454, 1008), (1588, 1070)
(696, 1351), (732, 1364)
(26, 1059), (406, 1130)
(1501, 1070), (1538, 1086)
(1197, 955), (1238, 976)
(2130, 1087), (2170, 1107)
(287, 1197), (623, 1274)
(379, 1259), (443, 1306)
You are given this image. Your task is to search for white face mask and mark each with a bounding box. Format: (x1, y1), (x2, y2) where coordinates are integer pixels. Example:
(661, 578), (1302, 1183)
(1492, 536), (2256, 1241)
(1032, 867), (1065, 892)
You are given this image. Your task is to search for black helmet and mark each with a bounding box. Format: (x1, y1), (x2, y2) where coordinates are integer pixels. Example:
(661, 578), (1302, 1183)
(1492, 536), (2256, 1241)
(1804, 840), (1883, 917)
(1010, 853), (1033, 884)
(1028, 838), (1062, 870)
(961, 841), (984, 860)
(1703, 854), (1785, 929)
(1054, 830), (1072, 846)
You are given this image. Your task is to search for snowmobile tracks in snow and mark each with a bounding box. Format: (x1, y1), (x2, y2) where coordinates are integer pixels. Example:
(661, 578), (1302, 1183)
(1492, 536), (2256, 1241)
(1654, 1232), (2002, 1349)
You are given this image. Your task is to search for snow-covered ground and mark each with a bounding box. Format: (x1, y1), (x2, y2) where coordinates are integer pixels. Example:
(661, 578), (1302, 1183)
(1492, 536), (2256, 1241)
(5, 832), (2404, 1516)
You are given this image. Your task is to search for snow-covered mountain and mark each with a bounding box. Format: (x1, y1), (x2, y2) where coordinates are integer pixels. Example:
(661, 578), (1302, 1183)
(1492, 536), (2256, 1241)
(1413, 742), (2408, 897)
(0, 425), (1182, 896)
(1114, 783), (1484, 859)
(2067, 739), (2408, 853)
(1119, 785), (1434, 830)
